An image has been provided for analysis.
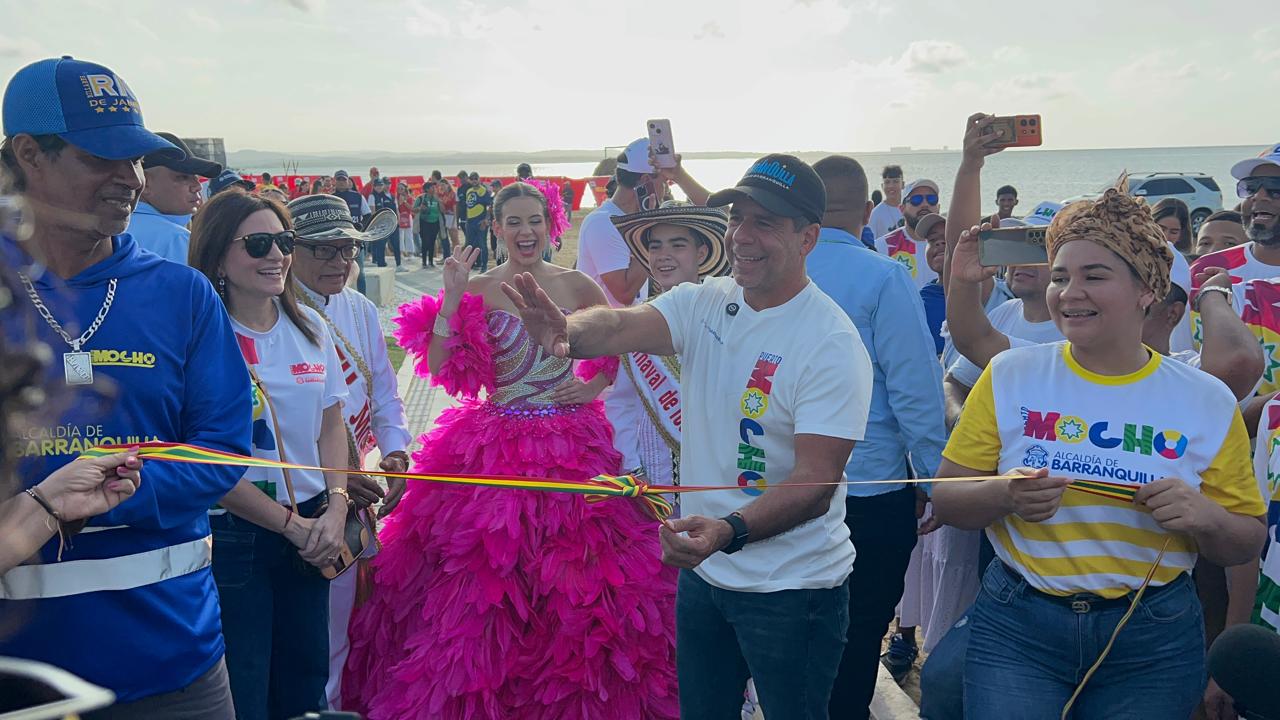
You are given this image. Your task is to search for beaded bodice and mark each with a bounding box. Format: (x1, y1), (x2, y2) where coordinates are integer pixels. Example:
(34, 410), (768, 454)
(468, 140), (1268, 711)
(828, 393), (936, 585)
(486, 310), (571, 408)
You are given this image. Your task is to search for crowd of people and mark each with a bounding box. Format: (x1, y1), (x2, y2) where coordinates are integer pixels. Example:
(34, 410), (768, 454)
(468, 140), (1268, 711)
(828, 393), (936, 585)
(2, 54), (1280, 720)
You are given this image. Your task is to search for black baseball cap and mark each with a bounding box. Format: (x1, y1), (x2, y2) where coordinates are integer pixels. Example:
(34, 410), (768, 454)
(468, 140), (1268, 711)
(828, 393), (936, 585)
(708, 154), (826, 225)
(142, 132), (222, 177)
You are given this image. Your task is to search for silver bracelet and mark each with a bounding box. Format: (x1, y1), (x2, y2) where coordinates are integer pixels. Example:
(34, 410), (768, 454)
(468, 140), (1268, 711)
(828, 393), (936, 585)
(1193, 285), (1231, 313)
(433, 313), (453, 338)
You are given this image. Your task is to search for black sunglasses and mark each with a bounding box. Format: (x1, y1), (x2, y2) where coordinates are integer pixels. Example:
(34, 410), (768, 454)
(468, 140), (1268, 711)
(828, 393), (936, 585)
(907, 193), (939, 207)
(297, 241), (359, 261)
(236, 230), (296, 258)
(1237, 176), (1280, 200)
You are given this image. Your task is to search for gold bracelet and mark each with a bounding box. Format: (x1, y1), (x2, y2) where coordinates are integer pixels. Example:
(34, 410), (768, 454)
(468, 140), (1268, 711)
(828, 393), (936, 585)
(327, 487), (351, 502)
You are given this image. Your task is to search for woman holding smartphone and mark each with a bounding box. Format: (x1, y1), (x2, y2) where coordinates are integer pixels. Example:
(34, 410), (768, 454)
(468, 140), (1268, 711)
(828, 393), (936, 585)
(932, 188), (1265, 719)
(189, 191), (350, 720)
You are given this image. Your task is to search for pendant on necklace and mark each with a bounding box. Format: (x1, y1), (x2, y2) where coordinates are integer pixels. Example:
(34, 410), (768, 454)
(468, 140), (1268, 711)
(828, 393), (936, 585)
(63, 351), (94, 385)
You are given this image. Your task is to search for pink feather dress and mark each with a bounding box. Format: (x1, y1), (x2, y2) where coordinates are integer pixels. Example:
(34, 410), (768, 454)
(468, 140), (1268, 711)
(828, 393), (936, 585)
(342, 291), (678, 720)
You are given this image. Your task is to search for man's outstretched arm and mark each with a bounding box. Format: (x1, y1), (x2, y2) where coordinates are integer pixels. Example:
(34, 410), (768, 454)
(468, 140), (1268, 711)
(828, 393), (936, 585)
(502, 272), (675, 358)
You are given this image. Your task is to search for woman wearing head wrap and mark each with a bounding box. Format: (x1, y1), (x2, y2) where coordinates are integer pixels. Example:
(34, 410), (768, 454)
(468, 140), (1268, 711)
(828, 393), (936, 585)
(930, 188), (1266, 718)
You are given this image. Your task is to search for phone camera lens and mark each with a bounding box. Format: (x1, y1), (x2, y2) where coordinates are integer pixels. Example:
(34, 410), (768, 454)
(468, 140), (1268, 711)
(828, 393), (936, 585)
(1029, 118), (1037, 126)
(1019, 119), (1027, 127)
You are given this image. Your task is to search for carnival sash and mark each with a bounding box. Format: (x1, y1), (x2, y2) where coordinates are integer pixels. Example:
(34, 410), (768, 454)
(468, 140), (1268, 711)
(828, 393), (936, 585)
(624, 351), (681, 454)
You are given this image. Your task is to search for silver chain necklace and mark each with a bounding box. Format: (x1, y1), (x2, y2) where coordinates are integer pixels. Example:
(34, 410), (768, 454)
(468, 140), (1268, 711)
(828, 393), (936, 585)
(19, 272), (118, 385)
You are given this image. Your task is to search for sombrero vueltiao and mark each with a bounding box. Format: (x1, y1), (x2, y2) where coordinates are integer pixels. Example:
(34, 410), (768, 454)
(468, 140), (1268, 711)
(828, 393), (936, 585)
(286, 194), (399, 243)
(611, 205), (731, 280)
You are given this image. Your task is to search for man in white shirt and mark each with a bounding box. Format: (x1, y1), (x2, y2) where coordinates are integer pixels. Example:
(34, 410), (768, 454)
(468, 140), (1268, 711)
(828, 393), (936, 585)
(575, 138), (709, 471)
(876, 178), (942, 288)
(286, 194), (413, 711)
(867, 164), (905, 240)
(507, 154), (873, 718)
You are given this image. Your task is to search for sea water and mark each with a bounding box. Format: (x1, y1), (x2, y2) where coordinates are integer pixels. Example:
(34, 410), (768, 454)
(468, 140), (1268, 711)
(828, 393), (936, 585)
(286, 144), (1265, 216)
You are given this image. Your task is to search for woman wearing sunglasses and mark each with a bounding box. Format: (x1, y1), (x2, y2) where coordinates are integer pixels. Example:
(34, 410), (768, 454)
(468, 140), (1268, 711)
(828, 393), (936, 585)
(188, 191), (351, 720)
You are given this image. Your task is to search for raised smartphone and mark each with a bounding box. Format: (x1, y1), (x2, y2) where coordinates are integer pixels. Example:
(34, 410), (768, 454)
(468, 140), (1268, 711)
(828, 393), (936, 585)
(982, 114), (1043, 149)
(647, 119), (676, 169)
(978, 226), (1049, 267)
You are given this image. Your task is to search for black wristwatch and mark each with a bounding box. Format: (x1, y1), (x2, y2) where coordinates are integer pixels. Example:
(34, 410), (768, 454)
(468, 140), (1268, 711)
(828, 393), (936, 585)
(720, 512), (749, 554)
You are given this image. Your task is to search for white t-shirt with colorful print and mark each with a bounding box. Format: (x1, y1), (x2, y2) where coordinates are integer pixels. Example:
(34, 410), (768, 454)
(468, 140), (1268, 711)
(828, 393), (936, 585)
(1252, 395), (1280, 631)
(233, 301), (348, 505)
(875, 226), (938, 289)
(945, 341), (1263, 599)
(652, 276), (872, 592)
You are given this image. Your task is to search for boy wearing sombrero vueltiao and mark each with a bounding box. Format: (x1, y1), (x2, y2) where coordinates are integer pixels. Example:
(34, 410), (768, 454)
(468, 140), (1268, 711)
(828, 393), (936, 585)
(610, 204), (731, 499)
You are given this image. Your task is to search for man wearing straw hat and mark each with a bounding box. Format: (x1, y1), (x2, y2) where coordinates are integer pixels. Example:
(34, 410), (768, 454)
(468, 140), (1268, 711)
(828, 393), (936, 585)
(284, 194), (411, 711)
(507, 154), (873, 718)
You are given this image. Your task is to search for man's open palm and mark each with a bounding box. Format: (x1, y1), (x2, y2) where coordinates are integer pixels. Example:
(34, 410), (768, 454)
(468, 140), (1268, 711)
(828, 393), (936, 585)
(501, 273), (570, 357)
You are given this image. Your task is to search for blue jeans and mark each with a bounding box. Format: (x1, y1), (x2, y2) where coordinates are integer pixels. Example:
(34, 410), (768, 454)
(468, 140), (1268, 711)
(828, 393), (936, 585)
(464, 218), (489, 272)
(676, 569), (849, 720)
(964, 560), (1205, 719)
(918, 609), (969, 720)
(211, 502), (330, 720)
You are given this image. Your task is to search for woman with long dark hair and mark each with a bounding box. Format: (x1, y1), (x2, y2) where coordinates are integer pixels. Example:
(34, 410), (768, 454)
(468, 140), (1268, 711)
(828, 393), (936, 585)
(188, 190), (350, 720)
(1151, 196), (1192, 255)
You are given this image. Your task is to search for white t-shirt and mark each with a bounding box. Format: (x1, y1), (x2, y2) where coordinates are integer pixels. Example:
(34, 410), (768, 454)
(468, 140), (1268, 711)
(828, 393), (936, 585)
(868, 202), (904, 242)
(1252, 395), (1280, 631)
(576, 198), (645, 468)
(875, 227), (938, 289)
(947, 299), (1064, 387)
(576, 199), (638, 308)
(233, 302), (348, 504)
(1168, 247), (1193, 353)
(652, 276), (872, 592)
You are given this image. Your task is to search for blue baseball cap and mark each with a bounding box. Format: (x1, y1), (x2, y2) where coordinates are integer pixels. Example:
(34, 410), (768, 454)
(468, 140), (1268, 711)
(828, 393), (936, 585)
(3, 56), (183, 162)
(208, 169), (254, 196)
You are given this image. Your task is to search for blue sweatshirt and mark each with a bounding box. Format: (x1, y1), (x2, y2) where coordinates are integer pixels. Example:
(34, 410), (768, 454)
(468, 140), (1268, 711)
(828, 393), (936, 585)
(0, 234), (251, 701)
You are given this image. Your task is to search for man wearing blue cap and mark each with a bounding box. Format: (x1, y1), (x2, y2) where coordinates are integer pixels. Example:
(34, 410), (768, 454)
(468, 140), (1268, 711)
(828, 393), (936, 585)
(0, 56), (250, 718)
(508, 154), (873, 719)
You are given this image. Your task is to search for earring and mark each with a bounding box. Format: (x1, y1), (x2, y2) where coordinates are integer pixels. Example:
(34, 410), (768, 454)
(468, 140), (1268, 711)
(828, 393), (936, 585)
(217, 275), (226, 295)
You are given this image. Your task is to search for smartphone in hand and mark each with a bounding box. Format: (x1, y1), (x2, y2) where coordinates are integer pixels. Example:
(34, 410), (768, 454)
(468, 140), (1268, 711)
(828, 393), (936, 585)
(982, 115), (1043, 149)
(647, 119), (677, 169)
(978, 227), (1049, 267)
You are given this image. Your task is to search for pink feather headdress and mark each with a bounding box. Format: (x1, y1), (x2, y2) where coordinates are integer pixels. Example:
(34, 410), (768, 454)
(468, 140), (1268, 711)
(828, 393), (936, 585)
(522, 178), (569, 249)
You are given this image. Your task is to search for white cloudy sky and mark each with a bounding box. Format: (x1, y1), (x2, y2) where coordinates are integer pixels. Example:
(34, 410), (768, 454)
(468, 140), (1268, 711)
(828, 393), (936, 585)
(1, 0), (1272, 154)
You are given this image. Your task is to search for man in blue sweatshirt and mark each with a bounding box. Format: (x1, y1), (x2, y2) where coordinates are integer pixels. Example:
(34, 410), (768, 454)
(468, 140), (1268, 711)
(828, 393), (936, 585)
(0, 57), (250, 718)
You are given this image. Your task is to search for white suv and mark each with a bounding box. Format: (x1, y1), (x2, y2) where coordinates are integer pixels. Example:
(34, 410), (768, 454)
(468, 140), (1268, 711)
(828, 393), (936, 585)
(1066, 172), (1224, 232)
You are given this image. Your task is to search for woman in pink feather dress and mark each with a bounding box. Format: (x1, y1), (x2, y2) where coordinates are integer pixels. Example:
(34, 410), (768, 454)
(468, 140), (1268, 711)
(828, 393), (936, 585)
(343, 181), (678, 720)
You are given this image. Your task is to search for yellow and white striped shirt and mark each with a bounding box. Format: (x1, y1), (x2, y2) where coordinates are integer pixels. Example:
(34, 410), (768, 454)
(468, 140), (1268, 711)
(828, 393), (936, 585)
(945, 341), (1263, 598)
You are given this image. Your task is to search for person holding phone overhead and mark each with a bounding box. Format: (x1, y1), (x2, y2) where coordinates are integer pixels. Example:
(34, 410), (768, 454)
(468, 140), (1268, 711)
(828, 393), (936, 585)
(189, 190), (351, 720)
(575, 136), (711, 475)
(931, 187), (1266, 719)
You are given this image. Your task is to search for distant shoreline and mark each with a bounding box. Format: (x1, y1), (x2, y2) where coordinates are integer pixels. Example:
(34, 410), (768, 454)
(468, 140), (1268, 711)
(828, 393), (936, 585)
(228, 143), (1269, 171)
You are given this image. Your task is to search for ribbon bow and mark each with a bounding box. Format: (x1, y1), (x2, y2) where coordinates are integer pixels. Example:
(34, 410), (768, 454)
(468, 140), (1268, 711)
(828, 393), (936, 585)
(585, 473), (674, 522)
